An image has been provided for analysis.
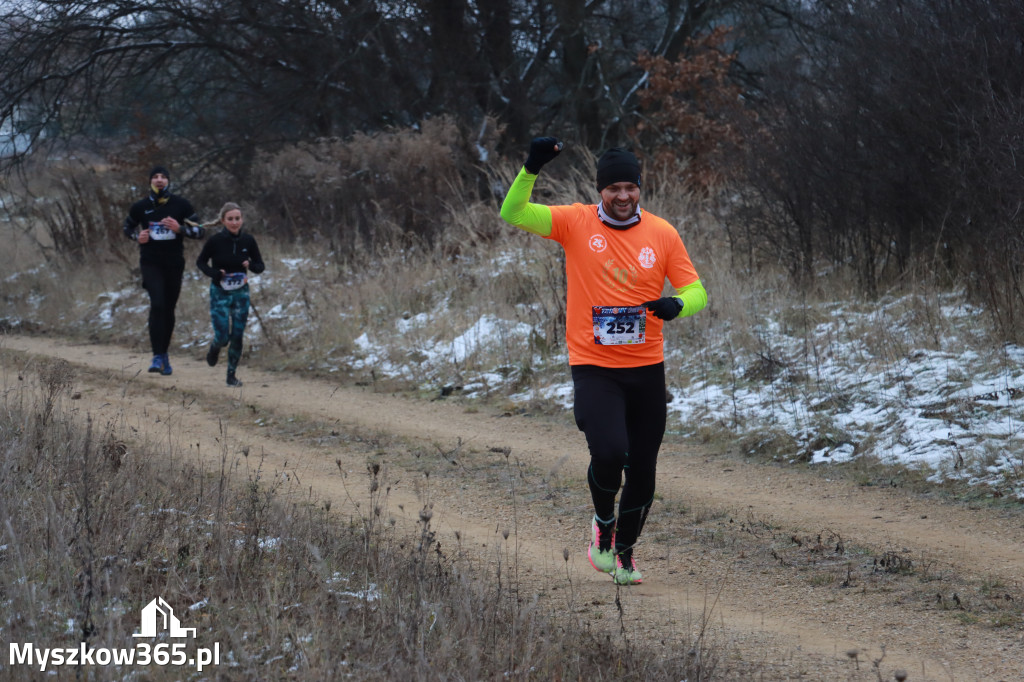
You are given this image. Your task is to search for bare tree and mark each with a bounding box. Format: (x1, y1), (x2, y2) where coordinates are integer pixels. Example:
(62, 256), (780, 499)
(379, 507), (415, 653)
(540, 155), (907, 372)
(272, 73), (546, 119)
(1, 1), (781, 171)
(0, 0), (428, 173)
(736, 0), (1024, 319)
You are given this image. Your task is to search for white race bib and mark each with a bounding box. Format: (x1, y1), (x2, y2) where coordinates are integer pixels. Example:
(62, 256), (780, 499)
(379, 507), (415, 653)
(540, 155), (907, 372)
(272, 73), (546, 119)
(592, 305), (646, 345)
(220, 272), (246, 291)
(148, 221), (175, 241)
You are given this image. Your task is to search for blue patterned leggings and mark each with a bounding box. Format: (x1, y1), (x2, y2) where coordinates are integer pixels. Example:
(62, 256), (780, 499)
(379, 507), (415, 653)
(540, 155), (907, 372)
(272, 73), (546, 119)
(209, 284), (250, 373)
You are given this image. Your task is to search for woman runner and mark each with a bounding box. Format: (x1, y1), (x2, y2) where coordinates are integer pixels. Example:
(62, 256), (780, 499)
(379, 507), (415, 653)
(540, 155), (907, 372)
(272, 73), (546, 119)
(196, 202), (265, 387)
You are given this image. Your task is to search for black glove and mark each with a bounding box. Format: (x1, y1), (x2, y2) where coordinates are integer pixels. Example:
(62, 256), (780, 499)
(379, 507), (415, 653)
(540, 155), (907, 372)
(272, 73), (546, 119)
(524, 137), (563, 174)
(642, 297), (683, 321)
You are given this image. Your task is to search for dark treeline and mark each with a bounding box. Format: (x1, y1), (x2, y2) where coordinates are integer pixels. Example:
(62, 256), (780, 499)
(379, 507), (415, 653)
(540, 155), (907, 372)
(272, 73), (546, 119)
(0, 0), (767, 166)
(738, 0), (1024, 335)
(2, 0), (1022, 332)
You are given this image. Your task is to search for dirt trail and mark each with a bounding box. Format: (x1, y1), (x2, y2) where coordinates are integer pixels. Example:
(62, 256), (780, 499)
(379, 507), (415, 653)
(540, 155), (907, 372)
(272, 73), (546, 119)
(3, 334), (1023, 680)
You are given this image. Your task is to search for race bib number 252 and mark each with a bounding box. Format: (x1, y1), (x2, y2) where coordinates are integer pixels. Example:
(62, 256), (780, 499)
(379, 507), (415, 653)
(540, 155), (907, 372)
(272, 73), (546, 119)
(592, 305), (646, 345)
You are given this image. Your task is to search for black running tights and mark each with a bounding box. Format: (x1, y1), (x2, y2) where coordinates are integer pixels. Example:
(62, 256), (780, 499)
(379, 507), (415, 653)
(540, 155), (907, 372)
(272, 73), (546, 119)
(571, 363), (666, 564)
(140, 259), (185, 356)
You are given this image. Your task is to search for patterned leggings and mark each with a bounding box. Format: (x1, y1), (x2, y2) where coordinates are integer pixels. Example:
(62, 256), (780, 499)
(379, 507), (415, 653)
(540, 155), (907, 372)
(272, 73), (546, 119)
(209, 284), (250, 373)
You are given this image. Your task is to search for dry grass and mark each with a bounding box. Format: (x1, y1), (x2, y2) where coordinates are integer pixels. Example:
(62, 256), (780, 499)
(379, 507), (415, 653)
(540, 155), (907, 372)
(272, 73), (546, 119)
(0, 355), (740, 680)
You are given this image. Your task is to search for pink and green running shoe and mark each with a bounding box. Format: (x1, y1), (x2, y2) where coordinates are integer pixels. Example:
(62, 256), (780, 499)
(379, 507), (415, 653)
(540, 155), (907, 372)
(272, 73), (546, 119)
(587, 515), (616, 574)
(613, 555), (643, 585)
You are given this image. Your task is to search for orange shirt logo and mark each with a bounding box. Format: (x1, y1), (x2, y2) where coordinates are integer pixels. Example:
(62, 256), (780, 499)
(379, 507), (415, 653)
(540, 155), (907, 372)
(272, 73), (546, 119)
(600, 258), (639, 292)
(588, 234), (607, 252)
(638, 246), (656, 269)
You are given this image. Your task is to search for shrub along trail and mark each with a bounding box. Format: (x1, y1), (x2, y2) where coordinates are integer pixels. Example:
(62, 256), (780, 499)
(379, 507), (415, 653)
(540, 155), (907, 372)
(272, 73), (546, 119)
(3, 334), (1023, 680)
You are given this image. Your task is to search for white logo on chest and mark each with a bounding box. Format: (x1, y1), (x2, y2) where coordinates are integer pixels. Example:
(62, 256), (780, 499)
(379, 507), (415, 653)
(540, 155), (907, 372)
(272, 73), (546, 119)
(637, 246), (656, 269)
(589, 234), (607, 253)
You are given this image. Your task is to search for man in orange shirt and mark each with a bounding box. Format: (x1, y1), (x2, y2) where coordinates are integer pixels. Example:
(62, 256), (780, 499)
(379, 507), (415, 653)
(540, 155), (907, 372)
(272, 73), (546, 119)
(500, 137), (707, 585)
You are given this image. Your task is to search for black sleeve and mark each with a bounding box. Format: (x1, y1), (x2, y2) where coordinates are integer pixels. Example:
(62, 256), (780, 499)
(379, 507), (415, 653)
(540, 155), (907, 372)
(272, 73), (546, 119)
(196, 237), (220, 280)
(246, 236), (265, 275)
(183, 217), (205, 239)
(122, 204), (141, 240)
(179, 198), (205, 239)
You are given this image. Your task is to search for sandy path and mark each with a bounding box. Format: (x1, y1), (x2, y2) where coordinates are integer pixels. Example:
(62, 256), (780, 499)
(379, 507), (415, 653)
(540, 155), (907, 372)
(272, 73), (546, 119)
(3, 334), (1023, 680)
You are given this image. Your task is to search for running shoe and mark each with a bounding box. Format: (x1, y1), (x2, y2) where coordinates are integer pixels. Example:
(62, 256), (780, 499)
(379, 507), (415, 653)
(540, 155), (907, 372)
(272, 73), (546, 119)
(613, 555), (643, 585)
(160, 354), (172, 376)
(206, 343), (220, 367)
(226, 372), (243, 387)
(148, 355), (164, 373)
(587, 515), (616, 574)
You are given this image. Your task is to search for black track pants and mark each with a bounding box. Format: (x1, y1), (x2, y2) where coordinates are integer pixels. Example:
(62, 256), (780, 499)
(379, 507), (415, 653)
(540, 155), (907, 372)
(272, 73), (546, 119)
(571, 363), (666, 563)
(140, 258), (185, 356)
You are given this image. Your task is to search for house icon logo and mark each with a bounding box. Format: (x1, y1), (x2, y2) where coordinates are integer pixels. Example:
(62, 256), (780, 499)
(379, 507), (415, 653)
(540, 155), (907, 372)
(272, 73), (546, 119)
(133, 597), (197, 638)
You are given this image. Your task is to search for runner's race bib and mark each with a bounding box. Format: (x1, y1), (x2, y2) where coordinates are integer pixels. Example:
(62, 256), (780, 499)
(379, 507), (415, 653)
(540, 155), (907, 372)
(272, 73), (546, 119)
(592, 305), (646, 345)
(148, 221), (176, 241)
(220, 273), (246, 291)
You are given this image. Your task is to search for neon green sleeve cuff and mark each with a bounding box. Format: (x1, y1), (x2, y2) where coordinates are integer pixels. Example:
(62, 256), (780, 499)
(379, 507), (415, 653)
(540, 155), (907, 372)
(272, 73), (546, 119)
(674, 280), (707, 318)
(499, 168), (553, 237)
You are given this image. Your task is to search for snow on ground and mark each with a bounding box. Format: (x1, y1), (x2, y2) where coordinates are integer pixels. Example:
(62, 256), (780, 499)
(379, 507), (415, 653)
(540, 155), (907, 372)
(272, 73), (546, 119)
(9, 262), (1021, 498)
(347, 290), (1023, 498)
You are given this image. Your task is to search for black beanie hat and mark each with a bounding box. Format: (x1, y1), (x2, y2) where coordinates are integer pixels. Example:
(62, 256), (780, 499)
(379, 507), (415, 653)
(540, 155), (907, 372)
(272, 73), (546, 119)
(149, 166), (170, 182)
(596, 148), (641, 192)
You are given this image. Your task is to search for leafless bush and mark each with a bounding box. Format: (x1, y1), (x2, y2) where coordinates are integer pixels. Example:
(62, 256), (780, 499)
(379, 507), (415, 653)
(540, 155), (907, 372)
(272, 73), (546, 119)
(249, 116), (500, 253)
(6, 160), (134, 267)
(737, 0), (1024, 333)
(36, 357), (72, 427)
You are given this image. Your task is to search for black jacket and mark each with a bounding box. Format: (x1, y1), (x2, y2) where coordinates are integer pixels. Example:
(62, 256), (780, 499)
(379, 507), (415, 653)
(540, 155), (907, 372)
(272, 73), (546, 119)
(196, 228), (265, 283)
(123, 191), (205, 263)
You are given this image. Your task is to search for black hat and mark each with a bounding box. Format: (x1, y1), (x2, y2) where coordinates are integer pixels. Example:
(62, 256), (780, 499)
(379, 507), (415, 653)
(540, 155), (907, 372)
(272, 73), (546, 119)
(149, 166), (170, 181)
(596, 148), (641, 192)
